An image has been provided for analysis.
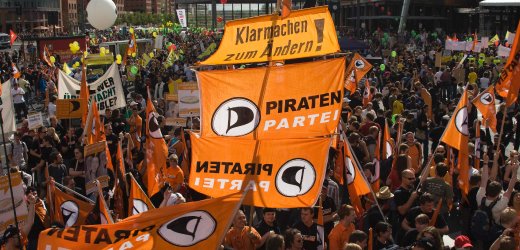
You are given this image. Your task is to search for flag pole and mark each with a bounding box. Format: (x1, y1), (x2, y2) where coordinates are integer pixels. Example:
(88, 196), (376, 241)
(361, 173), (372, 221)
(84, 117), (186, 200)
(495, 106), (507, 153)
(53, 180), (95, 204)
(340, 120), (387, 223)
(0, 107), (23, 248)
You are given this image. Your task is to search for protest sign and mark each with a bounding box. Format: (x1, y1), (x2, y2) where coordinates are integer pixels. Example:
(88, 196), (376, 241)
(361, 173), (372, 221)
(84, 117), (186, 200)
(58, 63), (126, 114)
(200, 7), (339, 65)
(27, 112), (43, 130)
(56, 98), (87, 119)
(178, 82), (200, 118)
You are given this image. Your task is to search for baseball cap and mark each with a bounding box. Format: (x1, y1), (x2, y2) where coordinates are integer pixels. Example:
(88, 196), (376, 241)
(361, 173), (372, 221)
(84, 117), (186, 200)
(455, 235), (473, 248)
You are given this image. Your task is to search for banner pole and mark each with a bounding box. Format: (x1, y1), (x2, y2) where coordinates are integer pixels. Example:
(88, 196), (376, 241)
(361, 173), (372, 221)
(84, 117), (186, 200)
(0, 108), (23, 248)
(339, 120), (386, 223)
(495, 107), (507, 153)
(53, 180), (95, 204)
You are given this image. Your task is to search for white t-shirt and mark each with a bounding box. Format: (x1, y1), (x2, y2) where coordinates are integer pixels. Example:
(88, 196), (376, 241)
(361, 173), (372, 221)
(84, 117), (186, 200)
(48, 103), (56, 117)
(476, 187), (509, 224)
(479, 77), (490, 89)
(11, 88), (25, 104)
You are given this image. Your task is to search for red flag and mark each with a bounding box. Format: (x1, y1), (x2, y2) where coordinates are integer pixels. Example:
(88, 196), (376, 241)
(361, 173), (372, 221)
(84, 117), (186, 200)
(9, 30), (17, 46)
(144, 87), (168, 196)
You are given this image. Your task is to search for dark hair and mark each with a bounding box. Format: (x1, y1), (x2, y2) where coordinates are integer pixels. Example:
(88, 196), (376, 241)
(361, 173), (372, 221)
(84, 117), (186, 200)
(301, 207), (314, 215)
(348, 230), (368, 244)
(374, 222), (392, 236)
(395, 155), (409, 180)
(435, 163), (449, 177)
(433, 153), (445, 164)
(284, 228), (301, 249)
(265, 234), (284, 250)
(486, 181), (503, 198)
(469, 173), (482, 186)
(419, 193), (434, 205)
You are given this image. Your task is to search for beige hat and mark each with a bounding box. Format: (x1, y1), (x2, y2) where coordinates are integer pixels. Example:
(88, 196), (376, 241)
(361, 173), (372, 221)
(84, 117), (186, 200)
(375, 186), (394, 200)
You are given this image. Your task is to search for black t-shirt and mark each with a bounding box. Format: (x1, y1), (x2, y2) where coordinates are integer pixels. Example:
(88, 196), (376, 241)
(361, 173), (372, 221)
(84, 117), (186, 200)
(28, 139), (41, 167)
(405, 206), (446, 229)
(292, 221), (321, 250)
(48, 163), (68, 184)
(393, 187), (415, 218)
(322, 196), (337, 240)
(40, 146), (56, 164)
(254, 220), (281, 250)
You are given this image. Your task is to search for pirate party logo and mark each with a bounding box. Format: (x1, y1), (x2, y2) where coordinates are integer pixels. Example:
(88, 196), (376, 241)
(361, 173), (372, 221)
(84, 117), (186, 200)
(275, 158), (316, 197)
(212, 97), (260, 136)
(60, 201), (79, 227)
(158, 210), (217, 246)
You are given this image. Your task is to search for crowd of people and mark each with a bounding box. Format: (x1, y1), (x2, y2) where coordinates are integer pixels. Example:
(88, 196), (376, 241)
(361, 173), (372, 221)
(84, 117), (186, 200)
(0, 22), (519, 250)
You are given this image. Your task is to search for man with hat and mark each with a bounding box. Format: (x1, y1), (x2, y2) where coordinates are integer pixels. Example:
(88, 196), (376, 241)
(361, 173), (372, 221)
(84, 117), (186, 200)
(254, 208), (281, 250)
(362, 186), (394, 232)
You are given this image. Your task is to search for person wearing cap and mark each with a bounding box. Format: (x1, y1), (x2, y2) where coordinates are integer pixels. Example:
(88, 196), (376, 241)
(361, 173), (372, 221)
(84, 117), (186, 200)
(328, 204), (356, 250)
(163, 154), (184, 191)
(454, 235), (473, 250)
(127, 102), (142, 150)
(254, 208), (281, 250)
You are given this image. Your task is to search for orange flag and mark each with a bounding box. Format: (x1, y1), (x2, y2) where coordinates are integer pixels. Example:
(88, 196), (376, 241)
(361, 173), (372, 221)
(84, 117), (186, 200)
(80, 63), (89, 127)
(11, 63), (20, 79)
(471, 33), (478, 52)
(472, 86), (497, 132)
(345, 53), (373, 94)
(382, 120), (394, 160)
(43, 45), (53, 67)
(495, 21), (520, 106)
(116, 143), (127, 186)
(344, 139), (371, 215)
(127, 31), (137, 56)
(352, 53), (373, 84)
(281, 0), (292, 19)
(362, 79), (373, 106)
(96, 181), (114, 224)
(39, 191), (246, 249)
(144, 88), (168, 196)
(50, 181), (94, 227)
(129, 173), (155, 216)
(441, 88), (470, 194)
(84, 99), (105, 145)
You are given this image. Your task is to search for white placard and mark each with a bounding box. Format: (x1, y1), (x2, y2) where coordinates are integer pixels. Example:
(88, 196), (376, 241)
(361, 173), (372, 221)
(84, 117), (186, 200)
(27, 112), (43, 130)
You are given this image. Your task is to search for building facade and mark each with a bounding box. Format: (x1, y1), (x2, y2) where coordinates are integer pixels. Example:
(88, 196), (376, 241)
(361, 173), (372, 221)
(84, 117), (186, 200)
(0, 0), (62, 33)
(125, 0), (152, 13)
(62, 0), (78, 33)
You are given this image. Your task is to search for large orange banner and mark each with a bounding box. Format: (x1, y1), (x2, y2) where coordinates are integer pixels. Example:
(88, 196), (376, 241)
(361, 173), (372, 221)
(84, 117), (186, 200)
(38, 192), (244, 249)
(198, 58), (345, 139)
(189, 133), (330, 208)
(200, 7), (339, 65)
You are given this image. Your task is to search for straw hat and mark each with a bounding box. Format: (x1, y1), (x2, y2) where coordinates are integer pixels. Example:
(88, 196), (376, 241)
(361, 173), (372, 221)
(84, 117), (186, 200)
(375, 186), (394, 200)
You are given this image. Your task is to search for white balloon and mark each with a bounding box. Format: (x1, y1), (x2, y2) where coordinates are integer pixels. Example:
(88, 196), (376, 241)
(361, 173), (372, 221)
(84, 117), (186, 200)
(86, 0), (117, 30)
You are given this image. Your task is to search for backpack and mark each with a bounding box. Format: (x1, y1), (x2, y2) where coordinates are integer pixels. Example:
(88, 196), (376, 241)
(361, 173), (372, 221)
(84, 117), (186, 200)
(470, 196), (499, 240)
